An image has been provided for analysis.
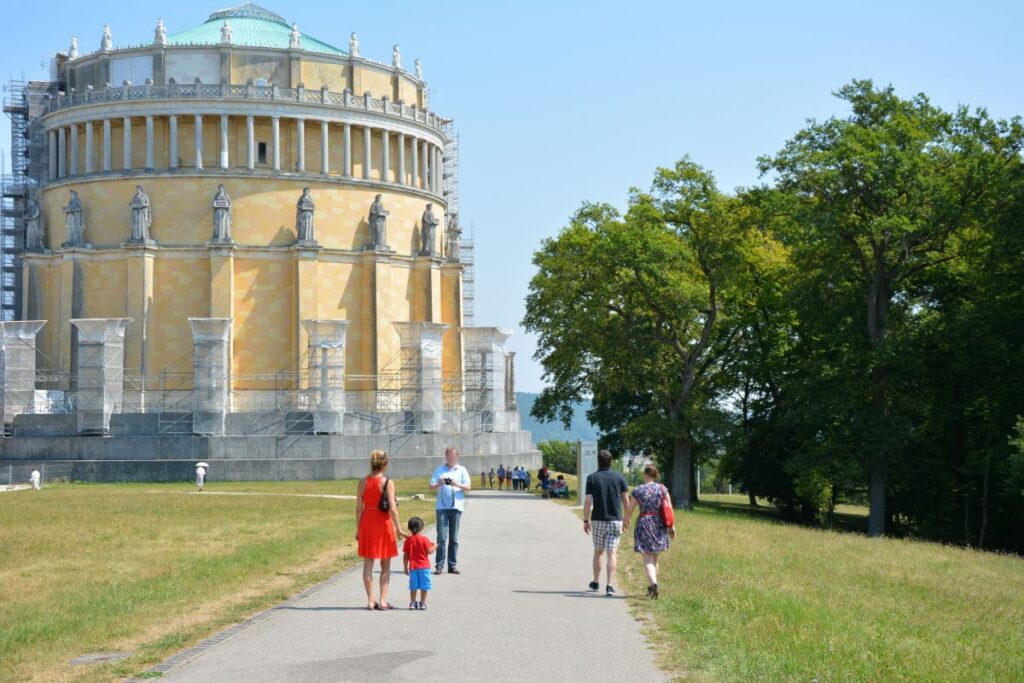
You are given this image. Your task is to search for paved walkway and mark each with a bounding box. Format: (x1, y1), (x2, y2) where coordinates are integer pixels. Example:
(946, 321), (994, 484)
(158, 490), (665, 682)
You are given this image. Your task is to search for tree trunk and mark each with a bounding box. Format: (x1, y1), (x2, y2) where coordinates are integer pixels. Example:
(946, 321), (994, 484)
(748, 489), (758, 507)
(868, 455), (887, 537)
(671, 436), (693, 510)
(978, 454), (991, 549)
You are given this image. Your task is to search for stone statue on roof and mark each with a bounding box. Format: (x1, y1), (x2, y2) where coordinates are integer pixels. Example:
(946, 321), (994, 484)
(100, 24), (112, 52)
(290, 23), (301, 49)
(68, 36), (79, 60)
(154, 19), (167, 47)
(220, 20), (232, 45)
(415, 58), (423, 80)
(392, 44), (402, 69)
(349, 32), (360, 57)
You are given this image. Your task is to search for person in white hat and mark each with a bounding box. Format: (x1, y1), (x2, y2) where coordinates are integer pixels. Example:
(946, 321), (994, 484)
(29, 469), (40, 491)
(195, 464), (206, 492)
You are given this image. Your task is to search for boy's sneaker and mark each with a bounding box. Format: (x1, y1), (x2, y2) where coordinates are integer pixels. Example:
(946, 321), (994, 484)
(588, 581), (600, 592)
(606, 585), (616, 597)
(409, 602), (418, 610)
(418, 602), (427, 610)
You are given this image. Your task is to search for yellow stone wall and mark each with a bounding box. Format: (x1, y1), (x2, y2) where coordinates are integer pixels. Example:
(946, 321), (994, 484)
(300, 59), (350, 92)
(30, 174), (460, 385)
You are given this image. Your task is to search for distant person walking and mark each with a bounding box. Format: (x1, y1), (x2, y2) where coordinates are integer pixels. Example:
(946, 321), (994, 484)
(497, 464), (506, 490)
(195, 464), (206, 492)
(488, 467), (496, 489)
(430, 446), (471, 574)
(583, 450), (629, 596)
(623, 464), (675, 599)
(481, 471), (487, 489)
(356, 450), (406, 610)
(29, 469), (40, 491)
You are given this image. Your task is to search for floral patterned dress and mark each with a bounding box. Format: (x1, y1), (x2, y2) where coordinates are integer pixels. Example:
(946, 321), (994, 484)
(631, 482), (671, 554)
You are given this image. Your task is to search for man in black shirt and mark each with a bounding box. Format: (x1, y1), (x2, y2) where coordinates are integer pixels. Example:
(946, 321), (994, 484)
(583, 450), (629, 596)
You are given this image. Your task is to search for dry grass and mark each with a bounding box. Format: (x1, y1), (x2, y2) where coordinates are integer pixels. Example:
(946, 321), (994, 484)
(0, 481), (435, 683)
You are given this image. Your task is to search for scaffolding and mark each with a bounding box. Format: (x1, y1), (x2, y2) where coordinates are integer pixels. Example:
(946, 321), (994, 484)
(461, 224), (475, 326)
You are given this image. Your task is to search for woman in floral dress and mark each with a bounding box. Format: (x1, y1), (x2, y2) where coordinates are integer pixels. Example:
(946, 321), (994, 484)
(623, 465), (675, 599)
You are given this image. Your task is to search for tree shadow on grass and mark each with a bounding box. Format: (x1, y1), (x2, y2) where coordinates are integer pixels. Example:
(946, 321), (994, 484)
(695, 498), (869, 535)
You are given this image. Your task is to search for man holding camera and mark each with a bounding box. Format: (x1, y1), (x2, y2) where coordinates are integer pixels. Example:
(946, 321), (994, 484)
(429, 446), (471, 575)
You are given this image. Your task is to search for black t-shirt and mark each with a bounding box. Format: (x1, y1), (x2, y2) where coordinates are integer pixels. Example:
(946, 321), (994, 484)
(585, 468), (628, 521)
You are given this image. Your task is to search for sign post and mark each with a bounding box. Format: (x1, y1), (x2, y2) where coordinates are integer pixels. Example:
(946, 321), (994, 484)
(577, 440), (598, 507)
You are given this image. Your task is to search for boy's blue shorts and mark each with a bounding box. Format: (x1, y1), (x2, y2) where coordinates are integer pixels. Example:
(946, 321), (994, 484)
(409, 568), (432, 591)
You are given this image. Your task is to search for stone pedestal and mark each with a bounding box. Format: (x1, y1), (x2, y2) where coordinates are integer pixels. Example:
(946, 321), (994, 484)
(302, 319), (348, 434)
(189, 318), (231, 436)
(71, 318), (131, 434)
(394, 322), (448, 433)
(462, 327), (513, 416)
(0, 321), (46, 426)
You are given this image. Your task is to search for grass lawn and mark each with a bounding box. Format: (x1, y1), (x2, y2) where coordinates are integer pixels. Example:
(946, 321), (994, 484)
(0, 479), (435, 682)
(608, 496), (1024, 682)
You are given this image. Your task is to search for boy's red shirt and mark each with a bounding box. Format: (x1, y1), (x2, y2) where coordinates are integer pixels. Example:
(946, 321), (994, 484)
(403, 533), (432, 570)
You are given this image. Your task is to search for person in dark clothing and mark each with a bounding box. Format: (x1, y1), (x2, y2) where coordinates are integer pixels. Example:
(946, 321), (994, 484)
(582, 450), (629, 596)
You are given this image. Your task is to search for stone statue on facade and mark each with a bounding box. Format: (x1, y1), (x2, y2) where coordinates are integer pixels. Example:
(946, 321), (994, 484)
(290, 23), (301, 49)
(129, 185), (153, 244)
(63, 190), (87, 247)
(154, 19), (166, 47)
(295, 187), (315, 243)
(68, 35), (79, 60)
(445, 213), (462, 262)
(392, 44), (402, 69)
(368, 194), (389, 249)
(25, 197), (43, 251)
(211, 184), (232, 242)
(220, 20), (232, 45)
(415, 58), (423, 80)
(420, 202), (438, 255)
(349, 32), (360, 57)
(100, 24), (112, 52)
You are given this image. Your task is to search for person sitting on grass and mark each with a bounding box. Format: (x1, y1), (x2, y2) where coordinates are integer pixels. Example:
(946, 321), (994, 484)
(548, 475), (569, 498)
(403, 516), (436, 610)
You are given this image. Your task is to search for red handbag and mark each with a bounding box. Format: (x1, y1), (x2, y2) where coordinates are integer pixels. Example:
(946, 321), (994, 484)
(660, 485), (675, 528)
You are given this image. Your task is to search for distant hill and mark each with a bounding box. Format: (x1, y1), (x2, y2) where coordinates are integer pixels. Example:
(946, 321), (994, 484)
(516, 392), (600, 444)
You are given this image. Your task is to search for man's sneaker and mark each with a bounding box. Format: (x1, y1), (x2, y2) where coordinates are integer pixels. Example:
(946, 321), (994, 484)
(588, 581), (600, 592)
(418, 602), (427, 610)
(448, 567), (461, 575)
(606, 585), (616, 597)
(409, 601), (418, 610)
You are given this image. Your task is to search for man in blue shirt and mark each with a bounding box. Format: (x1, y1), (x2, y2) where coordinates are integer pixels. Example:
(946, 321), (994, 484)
(429, 446), (471, 575)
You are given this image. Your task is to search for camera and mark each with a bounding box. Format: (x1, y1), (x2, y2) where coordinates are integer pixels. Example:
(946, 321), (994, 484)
(443, 477), (453, 485)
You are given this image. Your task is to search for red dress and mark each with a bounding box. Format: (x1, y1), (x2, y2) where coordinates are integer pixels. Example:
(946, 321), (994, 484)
(358, 476), (398, 559)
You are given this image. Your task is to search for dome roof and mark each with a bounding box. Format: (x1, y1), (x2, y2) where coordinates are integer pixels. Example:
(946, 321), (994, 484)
(164, 3), (346, 56)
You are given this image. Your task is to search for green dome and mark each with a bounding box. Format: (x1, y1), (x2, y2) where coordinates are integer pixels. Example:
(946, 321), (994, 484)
(164, 3), (346, 56)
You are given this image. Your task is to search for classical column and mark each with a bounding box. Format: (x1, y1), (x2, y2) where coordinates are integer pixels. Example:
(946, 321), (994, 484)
(194, 114), (203, 169)
(189, 317), (232, 436)
(145, 115), (155, 170)
(302, 320), (349, 434)
(362, 126), (372, 180)
(381, 129), (389, 182)
(168, 115), (178, 169)
(122, 117), (132, 170)
(246, 115), (255, 170)
(462, 327), (513, 417)
(411, 136), (418, 188)
(71, 318), (131, 435)
(342, 123), (351, 177)
(432, 146), (441, 194)
(84, 121), (94, 174)
(420, 140), (429, 191)
(396, 132), (406, 185)
(320, 120), (329, 175)
(394, 322), (449, 433)
(295, 118), (305, 172)
(0, 321), (46, 425)
(102, 119), (112, 172)
(219, 114), (229, 169)
(57, 127), (66, 178)
(68, 124), (78, 177)
(48, 130), (57, 180)
(271, 116), (281, 171)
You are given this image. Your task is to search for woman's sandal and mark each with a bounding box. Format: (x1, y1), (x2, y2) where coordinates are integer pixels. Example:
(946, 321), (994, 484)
(367, 601), (378, 611)
(375, 602), (395, 610)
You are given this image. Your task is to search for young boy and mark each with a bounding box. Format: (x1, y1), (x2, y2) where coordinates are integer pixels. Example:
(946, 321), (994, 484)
(403, 516), (437, 610)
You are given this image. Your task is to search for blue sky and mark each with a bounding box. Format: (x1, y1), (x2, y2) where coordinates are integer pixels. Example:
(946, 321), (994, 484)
(2, 1), (1022, 391)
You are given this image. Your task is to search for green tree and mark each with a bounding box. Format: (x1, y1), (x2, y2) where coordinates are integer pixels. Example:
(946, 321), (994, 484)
(537, 440), (577, 474)
(760, 80), (1022, 536)
(524, 159), (765, 509)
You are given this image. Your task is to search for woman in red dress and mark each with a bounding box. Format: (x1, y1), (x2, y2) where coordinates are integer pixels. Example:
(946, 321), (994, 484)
(356, 450), (405, 610)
